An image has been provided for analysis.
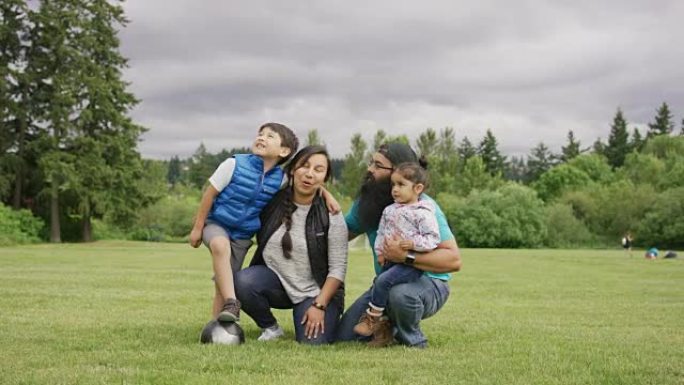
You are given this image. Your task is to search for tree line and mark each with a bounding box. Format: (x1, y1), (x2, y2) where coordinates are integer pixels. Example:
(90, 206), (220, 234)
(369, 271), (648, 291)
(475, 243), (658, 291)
(2, 2), (683, 248)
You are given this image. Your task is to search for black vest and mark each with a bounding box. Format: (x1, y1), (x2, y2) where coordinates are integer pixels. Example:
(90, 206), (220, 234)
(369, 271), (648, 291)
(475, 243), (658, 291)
(251, 190), (345, 309)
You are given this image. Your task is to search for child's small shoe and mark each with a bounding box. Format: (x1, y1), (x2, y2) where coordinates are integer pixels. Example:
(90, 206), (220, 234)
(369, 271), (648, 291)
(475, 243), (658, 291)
(353, 310), (382, 337)
(217, 298), (241, 322)
(368, 319), (393, 348)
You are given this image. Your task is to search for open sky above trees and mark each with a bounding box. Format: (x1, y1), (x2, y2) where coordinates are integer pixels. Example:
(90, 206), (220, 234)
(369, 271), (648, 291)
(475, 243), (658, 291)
(119, 0), (684, 159)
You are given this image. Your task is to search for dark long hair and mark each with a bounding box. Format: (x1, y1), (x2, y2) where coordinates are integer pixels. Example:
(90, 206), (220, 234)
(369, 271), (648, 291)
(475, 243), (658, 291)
(280, 145), (331, 259)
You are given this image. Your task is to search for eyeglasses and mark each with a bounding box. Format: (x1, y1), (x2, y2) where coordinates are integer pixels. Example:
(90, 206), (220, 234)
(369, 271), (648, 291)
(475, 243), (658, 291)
(367, 159), (393, 171)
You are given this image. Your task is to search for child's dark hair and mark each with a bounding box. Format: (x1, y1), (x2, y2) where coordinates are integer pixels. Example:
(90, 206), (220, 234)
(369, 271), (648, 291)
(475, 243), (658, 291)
(393, 156), (429, 187)
(281, 145), (331, 259)
(259, 122), (299, 164)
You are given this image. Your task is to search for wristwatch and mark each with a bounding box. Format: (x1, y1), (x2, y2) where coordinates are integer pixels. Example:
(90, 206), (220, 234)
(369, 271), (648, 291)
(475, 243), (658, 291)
(404, 252), (416, 265)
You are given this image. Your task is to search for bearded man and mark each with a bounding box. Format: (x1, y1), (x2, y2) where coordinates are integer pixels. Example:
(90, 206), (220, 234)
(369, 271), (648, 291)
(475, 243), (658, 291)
(335, 142), (461, 348)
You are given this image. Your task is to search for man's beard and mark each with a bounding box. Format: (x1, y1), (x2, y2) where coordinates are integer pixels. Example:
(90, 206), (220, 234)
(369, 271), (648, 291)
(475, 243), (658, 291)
(356, 172), (394, 232)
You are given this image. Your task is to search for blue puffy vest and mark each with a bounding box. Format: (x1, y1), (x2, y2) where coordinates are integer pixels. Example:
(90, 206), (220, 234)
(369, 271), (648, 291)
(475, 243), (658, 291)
(207, 154), (284, 240)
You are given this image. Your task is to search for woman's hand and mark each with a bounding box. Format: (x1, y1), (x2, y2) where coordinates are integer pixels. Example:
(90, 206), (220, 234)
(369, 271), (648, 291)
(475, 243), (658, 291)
(301, 305), (326, 340)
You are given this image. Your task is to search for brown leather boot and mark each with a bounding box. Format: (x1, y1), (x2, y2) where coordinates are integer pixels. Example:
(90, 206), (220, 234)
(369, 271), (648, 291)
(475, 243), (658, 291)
(353, 310), (382, 337)
(368, 319), (393, 348)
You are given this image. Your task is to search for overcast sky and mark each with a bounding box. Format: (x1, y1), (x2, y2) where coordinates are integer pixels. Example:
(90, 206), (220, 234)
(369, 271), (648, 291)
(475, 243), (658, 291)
(119, 0), (684, 160)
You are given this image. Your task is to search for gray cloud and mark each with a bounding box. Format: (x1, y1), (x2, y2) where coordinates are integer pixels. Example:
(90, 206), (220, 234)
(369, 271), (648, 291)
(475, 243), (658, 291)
(120, 0), (684, 159)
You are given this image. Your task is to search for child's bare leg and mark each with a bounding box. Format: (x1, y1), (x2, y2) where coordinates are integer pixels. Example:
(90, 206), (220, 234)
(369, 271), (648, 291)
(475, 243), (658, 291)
(212, 284), (223, 318)
(209, 237), (236, 300)
(209, 236), (241, 321)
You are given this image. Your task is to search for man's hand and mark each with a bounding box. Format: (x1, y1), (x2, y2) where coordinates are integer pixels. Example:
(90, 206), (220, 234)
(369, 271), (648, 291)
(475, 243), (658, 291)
(399, 240), (414, 250)
(189, 227), (203, 248)
(320, 187), (341, 214)
(382, 235), (409, 264)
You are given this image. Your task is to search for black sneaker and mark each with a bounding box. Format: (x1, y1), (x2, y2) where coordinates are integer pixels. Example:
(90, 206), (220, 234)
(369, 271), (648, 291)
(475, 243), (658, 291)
(217, 298), (240, 322)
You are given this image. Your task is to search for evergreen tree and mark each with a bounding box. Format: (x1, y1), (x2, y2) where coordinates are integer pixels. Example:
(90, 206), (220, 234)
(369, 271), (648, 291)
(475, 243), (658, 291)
(372, 129), (387, 151)
(560, 130), (581, 162)
(478, 129), (506, 176)
(30, 0), (89, 242)
(592, 138), (606, 156)
(432, 127), (459, 194)
(504, 156), (528, 183)
(458, 136), (477, 165)
(526, 142), (555, 181)
(0, 0), (33, 208)
(605, 108), (630, 168)
(305, 129), (321, 146)
(647, 102), (674, 138)
(630, 127), (644, 152)
(680, 119), (684, 136)
(69, 0), (148, 241)
(339, 133), (367, 197)
(416, 128), (438, 158)
(187, 143), (217, 189)
(167, 156), (182, 186)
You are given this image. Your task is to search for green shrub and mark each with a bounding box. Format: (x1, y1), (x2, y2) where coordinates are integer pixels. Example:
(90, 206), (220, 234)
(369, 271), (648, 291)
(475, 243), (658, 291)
(533, 164), (592, 202)
(544, 203), (595, 248)
(128, 185), (200, 242)
(0, 204), (44, 246)
(637, 187), (684, 248)
(446, 183), (547, 248)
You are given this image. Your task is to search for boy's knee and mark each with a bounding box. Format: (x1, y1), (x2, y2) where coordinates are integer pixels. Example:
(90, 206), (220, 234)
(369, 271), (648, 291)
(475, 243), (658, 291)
(209, 237), (231, 256)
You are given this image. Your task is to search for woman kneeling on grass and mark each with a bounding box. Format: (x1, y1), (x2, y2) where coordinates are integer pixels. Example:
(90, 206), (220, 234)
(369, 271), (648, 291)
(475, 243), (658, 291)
(234, 145), (348, 344)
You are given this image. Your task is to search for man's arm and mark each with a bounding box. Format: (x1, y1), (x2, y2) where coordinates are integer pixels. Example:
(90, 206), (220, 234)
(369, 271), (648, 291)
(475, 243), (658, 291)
(382, 238), (461, 273)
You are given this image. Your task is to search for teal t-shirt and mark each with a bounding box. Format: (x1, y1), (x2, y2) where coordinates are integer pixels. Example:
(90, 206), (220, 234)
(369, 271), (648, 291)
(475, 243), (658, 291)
(345, 194), (454, 281)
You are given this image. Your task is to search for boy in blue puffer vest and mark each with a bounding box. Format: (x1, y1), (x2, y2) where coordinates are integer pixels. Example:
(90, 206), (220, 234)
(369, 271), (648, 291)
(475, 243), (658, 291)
(190, 123), (299, 322)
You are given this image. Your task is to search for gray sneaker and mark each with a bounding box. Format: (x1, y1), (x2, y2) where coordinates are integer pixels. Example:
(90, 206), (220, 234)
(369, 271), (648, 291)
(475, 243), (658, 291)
(217, 298), (240, 322)
(258, 324), (284, 341)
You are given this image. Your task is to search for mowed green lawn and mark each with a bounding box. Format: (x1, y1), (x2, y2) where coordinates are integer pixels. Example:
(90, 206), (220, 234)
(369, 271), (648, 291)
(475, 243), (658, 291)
(1, 242), (682, 385)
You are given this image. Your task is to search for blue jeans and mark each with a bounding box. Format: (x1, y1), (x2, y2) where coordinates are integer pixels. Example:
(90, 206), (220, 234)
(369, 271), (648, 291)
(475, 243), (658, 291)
(234, 265), (341, 345)
(370, 263), (423, 309)
(336, 274), (450, 347)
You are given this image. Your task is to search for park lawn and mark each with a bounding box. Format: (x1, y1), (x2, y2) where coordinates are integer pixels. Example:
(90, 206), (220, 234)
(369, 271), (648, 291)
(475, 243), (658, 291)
(0, 242), (682, 385)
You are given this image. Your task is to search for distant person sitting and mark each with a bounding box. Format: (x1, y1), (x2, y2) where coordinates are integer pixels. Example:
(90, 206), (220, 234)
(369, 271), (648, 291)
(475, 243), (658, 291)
(645, 247), (658, 260)
(663, 250), (678, 259)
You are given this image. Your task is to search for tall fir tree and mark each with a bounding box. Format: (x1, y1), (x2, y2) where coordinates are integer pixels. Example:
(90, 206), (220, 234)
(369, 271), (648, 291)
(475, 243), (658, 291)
(415, 128), (438, 158)
(0, 0), (33, 208)
(432, 127), (459, 194)
(458, 136), (477, 166)
(305, 129), (321, 146)
(605, 108), (630, 168)
(647, 102), (674, 138)
(30, 0), (89, 242)
(592, 138), (606, 156)
(560, 130), (581, 162)
(630, 127), (644, 152)
(504, 156), (528, 183)
(526, 142), (555, 181)
(339, 133), (367, 197)
(478, 129), (506, 176)
(69, 0), (148, 241)
(167, 156), (182, 186)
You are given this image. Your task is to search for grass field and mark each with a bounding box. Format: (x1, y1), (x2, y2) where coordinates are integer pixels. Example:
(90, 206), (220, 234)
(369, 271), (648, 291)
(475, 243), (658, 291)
(1, 242), (683, 385)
